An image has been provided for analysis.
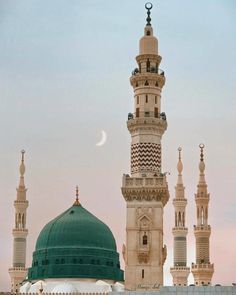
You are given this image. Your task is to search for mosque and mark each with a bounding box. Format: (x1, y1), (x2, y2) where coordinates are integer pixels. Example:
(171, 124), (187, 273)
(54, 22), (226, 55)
(5, 3), (236, 295)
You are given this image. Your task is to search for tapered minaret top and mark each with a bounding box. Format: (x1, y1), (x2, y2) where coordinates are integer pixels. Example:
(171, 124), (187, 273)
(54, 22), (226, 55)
(170, 148), (190, 286)
(122, 3), (169, 291)
(192, 144), (214, 286)
(139, 3), (158, 55)
(9, 150), (29, 293)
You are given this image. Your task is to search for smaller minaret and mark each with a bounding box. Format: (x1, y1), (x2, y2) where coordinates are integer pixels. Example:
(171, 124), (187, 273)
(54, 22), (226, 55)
(170, 147), (190, 286)
(9, 150), (29, 293)
(191, 144), (214, 286)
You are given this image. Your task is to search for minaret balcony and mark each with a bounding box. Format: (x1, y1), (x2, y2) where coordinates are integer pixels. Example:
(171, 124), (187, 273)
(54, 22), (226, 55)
(130, 71), (165, 88)
(121, 174), (169, 204)
(127, 112), (167, 134)
(131, 67), (164, 76)
(172, 227), (188, 235)
(194, 225), (211, 231)
(170, 266), (190, 271)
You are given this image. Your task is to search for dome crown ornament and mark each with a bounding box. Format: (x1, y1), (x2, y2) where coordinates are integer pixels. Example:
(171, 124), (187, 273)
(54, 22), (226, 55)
(74, 185), (80, 206)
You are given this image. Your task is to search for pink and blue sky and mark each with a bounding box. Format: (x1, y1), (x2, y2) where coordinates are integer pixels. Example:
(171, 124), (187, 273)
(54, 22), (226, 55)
(0, 0), (235, 291)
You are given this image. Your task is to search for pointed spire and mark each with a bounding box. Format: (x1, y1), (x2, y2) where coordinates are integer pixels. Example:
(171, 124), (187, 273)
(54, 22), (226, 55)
(177, 147), (183, 185)
(19, 150), (26, 188)
(74, 185), (80, 206)
(145, 2), (153, 26)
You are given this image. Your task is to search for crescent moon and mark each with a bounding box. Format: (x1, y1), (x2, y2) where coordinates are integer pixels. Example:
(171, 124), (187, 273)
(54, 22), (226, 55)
(96, 130), (107, 147)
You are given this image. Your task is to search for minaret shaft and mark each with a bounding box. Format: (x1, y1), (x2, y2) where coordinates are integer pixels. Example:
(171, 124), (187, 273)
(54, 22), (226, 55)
(191, 145), (214, 286)
(122, 5), (169, 291)
(9, 151), (28, 293)
(170, 148), (190, 286)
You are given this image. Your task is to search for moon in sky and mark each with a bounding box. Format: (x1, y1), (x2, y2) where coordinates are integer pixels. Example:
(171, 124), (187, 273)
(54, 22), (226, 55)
(96, 130), (107, 147)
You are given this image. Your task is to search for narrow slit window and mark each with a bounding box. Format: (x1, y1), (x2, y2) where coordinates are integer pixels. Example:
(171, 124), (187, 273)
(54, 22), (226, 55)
(143, 234), (148, 245)
(155, 96), (157, 104)
(137, 96), (139, 104)
(146, 95), (148, 103)
(142, 269), (144, 278)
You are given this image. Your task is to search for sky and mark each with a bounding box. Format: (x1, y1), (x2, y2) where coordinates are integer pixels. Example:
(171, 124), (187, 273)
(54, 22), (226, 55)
(0, 0), (236, 291)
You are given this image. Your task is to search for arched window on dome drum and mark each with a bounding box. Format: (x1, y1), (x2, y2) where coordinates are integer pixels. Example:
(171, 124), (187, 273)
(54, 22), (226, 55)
(73, 258), (77, 264)
(79, 259), (83, 264)
(55, 259), (59, 264)
(61, 258), (65, 264)
(143, 233), (148, 245)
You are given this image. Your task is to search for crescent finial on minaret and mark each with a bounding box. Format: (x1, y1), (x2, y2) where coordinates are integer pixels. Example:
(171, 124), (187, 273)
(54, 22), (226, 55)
(145, 2), (153, 26)
(74, 185), (80, 206)
(19, 150), (26, 186)
(177, 147), (183, 176)
(199, 143), (205, 173)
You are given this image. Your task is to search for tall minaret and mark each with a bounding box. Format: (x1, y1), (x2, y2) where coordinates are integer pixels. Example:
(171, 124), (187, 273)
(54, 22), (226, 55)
(191, 144), (214, 285)
(121, 3), (169, 291)
(170, 147), (190, 286)
(9, 150), (29, 293)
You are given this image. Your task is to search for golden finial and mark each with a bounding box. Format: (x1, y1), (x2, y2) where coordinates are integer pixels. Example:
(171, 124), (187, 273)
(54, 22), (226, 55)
(74, 185), (80, 206)
(199, 143), (205, 173)
(199, 143), (205, 162)
(21, 149), (25, 162)
(19, 149), (26, 177)
(178, 146), (182, 160)
(177, 147), (183, 175)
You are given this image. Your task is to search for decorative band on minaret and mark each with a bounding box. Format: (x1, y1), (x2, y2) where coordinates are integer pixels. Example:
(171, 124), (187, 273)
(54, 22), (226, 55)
(122, 3), (169, 291)
(170, 147), (190, 286)
(191, 144), (214, 286)
(9, 150), (29, 293)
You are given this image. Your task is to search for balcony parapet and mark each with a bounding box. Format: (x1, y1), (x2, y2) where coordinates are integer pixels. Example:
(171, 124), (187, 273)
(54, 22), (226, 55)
(130, 71), (165, 88)
(122, 174), (169, 205)
(194, 225), (211, 231)
(191, 263), (214, 270)
(170, 266), (190, 271)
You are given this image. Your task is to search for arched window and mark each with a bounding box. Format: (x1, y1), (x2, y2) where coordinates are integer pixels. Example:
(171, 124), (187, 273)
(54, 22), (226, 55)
(145, 80), (149, 86)
(201, 207), (204, 225)
(178, 212), (181, 226)
(143, 233), (148, 245)
(22, 214), (25, 229)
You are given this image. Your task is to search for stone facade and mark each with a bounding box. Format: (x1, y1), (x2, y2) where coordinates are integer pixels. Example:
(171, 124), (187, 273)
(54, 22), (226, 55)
(121, 6), (169, 291)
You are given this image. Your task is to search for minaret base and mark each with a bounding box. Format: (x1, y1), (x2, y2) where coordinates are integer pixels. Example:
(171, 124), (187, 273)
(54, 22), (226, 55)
(191, 263), (214, 286)
(170, 266), (190, 286)
(9, 267), (27, 293)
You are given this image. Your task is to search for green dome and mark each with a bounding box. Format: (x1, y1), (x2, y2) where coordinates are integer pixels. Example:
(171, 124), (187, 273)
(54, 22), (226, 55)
(28, 204), (124, 282)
